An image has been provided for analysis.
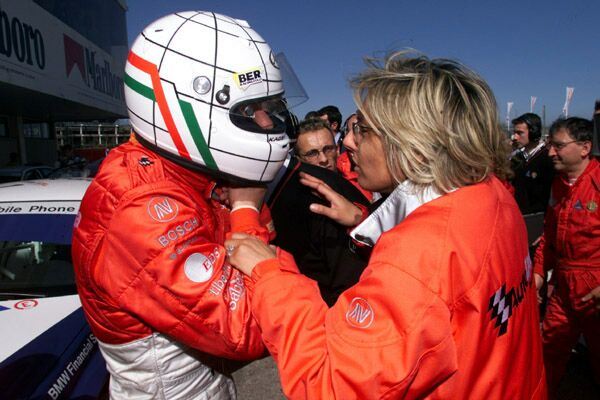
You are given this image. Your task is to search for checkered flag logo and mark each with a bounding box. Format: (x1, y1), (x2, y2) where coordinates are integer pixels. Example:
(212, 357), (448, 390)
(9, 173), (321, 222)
(488, 284), (512, 336)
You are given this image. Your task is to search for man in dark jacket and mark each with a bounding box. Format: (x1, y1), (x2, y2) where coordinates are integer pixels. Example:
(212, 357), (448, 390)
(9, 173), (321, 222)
(510, 113), (555, 214)
(268, 119), (370, 306)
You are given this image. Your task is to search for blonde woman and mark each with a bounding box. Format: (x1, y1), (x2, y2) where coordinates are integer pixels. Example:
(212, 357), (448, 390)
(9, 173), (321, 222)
(226, 51), (546, 399)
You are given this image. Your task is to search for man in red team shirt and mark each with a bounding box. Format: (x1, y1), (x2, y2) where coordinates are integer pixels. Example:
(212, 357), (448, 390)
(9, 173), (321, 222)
(534, 117), (600, 394)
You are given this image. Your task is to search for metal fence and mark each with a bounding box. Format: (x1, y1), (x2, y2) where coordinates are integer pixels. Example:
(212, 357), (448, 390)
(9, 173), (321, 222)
(55, 123), (131, 148)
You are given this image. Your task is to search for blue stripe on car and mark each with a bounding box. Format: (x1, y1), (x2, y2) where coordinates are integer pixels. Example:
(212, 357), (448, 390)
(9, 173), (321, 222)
(0, 214), (75, 245)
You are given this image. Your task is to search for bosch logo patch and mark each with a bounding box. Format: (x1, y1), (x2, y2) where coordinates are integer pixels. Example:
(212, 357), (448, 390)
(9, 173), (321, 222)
(346, 297), (374, 328)
(147, 196), (179, 222)
(157, 217), (199, 247)
(15, 299), (39, 310)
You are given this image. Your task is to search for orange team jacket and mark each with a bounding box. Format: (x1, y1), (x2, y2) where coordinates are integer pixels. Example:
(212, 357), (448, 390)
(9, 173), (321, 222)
(72, 139), (268, 360)
(249, 176), (547, 399)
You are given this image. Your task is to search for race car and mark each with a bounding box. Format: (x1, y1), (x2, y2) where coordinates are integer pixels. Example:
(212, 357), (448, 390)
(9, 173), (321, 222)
(0, 178), (108, 399)
(0, 165), (54, 184)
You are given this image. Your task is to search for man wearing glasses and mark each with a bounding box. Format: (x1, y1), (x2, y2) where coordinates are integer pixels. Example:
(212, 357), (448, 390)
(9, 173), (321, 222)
(533, 117), (600, 394)
(295, 119), (340, 171)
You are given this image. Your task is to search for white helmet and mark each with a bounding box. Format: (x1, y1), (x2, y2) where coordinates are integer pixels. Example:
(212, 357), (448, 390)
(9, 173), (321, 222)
(125, 11), (294, 183)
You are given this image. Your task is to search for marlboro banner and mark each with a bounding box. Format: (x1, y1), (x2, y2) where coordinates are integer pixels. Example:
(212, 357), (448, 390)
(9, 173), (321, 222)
(562, 87), (574, 117)
(0, 1), (126, 116)
(530, 96), (537, 113)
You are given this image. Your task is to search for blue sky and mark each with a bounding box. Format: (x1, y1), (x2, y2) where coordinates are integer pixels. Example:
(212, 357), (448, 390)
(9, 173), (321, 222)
(125, 0), (600, 127)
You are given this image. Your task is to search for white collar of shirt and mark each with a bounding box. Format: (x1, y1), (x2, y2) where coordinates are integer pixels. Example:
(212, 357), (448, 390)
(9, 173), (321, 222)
(350, 180), (442, 247)
(523, 141), (545, 161)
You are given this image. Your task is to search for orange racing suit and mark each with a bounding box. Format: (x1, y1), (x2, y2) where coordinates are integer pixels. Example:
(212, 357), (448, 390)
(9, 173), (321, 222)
(72, 139), (267, 399)
(248, 176), (546, 399)
(533, 158), (600, 391)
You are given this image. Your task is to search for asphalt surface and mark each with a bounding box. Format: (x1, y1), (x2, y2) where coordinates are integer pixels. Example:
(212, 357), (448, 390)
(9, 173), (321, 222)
(232, 356), (285, 399)
(231, 348), (599, 400)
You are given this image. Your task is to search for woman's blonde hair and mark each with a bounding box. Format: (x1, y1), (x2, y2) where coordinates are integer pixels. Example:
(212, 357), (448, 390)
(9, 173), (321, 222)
(352, 50), (510, 194)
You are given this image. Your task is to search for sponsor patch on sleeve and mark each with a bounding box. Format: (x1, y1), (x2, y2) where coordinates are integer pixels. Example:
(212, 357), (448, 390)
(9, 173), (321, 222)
(345, 297), (374, 329)
(147, 196), (179, 222)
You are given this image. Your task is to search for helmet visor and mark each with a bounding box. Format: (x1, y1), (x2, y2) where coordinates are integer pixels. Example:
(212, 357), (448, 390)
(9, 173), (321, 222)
(274, 52), (308, 109)
(230, 95), (292, 135)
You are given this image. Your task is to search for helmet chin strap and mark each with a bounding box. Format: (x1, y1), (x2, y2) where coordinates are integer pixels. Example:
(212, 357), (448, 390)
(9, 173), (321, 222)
(133, 133), (269, 187)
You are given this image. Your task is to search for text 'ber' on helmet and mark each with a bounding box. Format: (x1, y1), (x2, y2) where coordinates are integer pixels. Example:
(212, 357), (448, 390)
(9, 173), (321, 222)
(124, 11), (292, 183)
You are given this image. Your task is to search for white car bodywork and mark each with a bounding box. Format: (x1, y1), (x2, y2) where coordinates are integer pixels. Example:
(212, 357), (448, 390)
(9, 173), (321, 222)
(0, 178), (108, 399)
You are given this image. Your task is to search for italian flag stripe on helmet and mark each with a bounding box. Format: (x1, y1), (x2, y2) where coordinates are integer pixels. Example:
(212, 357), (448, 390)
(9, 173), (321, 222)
(126, 51), (192, 160)
(125, 70), (218, 170)
(124, 73), (155, 101)
(178, 99), (217, 170)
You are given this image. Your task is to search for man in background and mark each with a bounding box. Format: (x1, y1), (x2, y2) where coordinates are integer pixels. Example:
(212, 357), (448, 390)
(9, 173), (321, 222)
(533, 117), (600, 395)
(510, 113), (554, 214)
(318, 105), (343, 146)
(268, 118), (369, 305)
(295, 118), (339, 172)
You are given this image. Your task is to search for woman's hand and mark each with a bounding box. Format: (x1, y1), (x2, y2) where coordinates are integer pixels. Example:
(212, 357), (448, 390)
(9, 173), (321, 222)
(225, 232), (276, 276)
(299, 172), (363, 227)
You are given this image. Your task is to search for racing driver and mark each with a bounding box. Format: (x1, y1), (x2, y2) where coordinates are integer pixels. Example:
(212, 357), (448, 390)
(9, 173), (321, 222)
(72, 11), (295, 399)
